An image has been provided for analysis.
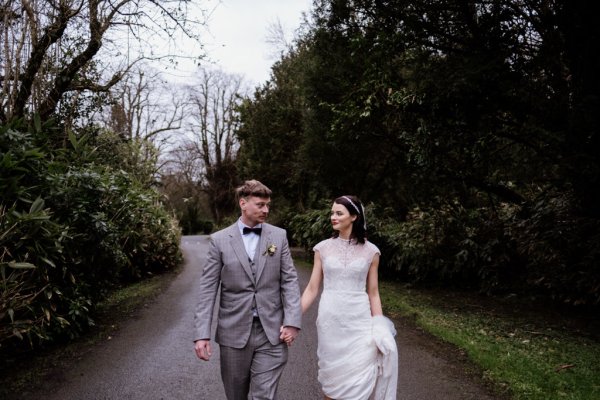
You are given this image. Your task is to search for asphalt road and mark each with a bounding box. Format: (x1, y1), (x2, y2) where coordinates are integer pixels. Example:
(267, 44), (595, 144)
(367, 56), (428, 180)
(18, 235), (501, 400)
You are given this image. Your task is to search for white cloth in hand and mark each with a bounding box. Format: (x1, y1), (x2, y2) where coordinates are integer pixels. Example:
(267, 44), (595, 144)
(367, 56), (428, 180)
(372, 315), (398, 400)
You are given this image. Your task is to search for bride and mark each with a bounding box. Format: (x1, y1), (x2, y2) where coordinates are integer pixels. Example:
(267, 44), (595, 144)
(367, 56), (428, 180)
(292, 195), (398, 400)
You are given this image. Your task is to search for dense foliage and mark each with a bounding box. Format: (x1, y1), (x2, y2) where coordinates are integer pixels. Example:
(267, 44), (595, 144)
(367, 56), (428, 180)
(238, 1), (600, 307)
(288, 200), (600, 306)
(0, 119), (181, 351)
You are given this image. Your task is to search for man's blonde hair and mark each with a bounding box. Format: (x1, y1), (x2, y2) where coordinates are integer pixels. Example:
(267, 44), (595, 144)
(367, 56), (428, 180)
(236, 179), (272, 200)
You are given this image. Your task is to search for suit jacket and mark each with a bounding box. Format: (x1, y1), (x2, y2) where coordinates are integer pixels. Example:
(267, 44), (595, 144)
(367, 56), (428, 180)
(194, 222), (302, 348)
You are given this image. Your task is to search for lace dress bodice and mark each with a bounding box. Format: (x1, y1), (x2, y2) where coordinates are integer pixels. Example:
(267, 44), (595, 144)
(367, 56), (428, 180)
(314, 237), (380, 292)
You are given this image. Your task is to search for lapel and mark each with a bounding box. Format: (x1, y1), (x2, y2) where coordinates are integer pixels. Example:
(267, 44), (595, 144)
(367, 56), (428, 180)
(255, 224), (273, 284)
(227, 224), (255, 282)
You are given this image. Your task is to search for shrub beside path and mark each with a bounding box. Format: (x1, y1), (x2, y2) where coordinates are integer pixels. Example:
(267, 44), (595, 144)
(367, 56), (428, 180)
(16, 235), (502, 400)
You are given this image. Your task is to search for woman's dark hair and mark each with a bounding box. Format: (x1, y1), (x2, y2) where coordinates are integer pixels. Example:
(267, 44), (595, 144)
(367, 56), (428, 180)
(332, 195), (367, 244)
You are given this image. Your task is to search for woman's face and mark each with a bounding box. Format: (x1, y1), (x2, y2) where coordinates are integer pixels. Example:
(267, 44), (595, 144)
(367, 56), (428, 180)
(330, 202), (356, 234)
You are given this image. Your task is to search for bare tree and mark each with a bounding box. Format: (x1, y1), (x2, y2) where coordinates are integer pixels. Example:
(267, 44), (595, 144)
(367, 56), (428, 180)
(103, 67), (187, 172)
(265, 18), (292, 60)
(107, 69), (184, 141)
(0, 0), (207, 124)
(160, 143), (213, 233)
(184, 68), (246, 223)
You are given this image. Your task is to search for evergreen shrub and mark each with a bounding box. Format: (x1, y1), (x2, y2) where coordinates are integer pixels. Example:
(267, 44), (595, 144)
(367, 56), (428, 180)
(0, 119), (181, 351)
(286, 199), (600, 307)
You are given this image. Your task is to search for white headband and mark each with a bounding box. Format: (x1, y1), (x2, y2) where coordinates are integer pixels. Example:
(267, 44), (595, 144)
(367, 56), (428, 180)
(342, 196), (367, 230)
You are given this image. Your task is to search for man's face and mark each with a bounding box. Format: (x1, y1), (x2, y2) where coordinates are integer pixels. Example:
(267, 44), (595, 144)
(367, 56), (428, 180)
(240, 196), (271, 227)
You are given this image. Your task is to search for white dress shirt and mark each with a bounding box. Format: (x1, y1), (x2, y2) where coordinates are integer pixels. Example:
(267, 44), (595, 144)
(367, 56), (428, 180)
(238, 219), (262, 260)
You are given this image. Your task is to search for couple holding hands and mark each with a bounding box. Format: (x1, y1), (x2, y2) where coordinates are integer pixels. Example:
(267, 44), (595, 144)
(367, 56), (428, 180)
(194, 180), (398, 400)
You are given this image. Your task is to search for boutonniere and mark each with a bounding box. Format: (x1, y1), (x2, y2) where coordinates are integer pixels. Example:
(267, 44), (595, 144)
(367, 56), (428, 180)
(264, 243), (277, 256)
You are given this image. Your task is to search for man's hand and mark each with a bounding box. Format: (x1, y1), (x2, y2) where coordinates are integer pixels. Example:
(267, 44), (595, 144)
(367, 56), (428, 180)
(194, 339), (212, 361)
(279, 326), (300, 347)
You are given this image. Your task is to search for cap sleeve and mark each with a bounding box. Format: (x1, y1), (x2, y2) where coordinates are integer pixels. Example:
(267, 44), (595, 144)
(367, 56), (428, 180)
(367, 241), (381, 264)
(369, 241), (381, 255)
(314, 238), (334, 254)
(313, 239), (325, 253)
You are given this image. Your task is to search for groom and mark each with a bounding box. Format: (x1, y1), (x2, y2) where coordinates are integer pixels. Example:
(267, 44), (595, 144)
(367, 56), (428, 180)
(194, 179), (302, 400)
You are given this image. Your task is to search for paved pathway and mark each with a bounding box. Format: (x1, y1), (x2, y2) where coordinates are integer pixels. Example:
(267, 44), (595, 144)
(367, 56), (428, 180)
(17, 235), (500, 399)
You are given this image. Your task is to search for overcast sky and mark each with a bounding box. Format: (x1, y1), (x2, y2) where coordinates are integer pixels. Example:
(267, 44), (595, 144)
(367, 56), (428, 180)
(168, 0), (312, 86)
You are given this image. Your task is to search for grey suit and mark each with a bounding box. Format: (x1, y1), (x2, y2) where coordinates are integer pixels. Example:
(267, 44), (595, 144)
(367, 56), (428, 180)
(194, 222), (302, 399)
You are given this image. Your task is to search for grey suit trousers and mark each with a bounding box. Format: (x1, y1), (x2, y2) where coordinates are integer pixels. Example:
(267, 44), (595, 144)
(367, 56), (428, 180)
(219, 319), (288, 400)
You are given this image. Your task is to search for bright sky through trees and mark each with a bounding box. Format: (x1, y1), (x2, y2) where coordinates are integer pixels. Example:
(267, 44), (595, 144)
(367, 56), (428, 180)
(170, 0), (311, 85)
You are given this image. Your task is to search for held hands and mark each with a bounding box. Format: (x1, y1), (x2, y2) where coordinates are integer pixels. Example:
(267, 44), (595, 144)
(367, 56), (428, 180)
(279, 326), (299, 347)
(194, 339), (212, 361)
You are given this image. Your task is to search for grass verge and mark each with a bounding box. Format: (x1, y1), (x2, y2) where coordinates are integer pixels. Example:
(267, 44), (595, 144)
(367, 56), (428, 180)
(0, 267), (180, 399)
(378, 281), (600, 400)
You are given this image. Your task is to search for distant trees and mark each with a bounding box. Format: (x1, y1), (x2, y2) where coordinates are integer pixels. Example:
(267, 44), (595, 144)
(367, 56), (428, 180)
(105, 69), (185, 143)
(164, 68), (246, 226)
(98, 68), (187, 185)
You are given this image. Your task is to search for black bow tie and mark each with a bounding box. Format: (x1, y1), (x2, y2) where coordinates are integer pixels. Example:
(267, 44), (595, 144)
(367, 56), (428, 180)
(243, 227), (262, 235)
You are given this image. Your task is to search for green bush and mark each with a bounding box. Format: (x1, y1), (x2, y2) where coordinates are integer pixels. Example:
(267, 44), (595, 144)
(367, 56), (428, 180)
(45, 167), (182, 283)
(201, 220), (214, 234)
(1, 119), (182, 351)
(180, 213), (214, 235)
(287, 205), (331, 250)
(0, 198), (70, 347)
(285, 198), (600, 307)
(509, 191), (600, 306)
(367, 204), (520, 289)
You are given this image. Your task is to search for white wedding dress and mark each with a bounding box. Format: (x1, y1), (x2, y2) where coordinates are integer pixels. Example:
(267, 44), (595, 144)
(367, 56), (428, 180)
(314, 238), (397, 400)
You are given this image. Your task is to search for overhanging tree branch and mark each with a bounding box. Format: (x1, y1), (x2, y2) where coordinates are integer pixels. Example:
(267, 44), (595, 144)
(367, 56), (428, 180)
(2, 0), (208, 124)
(13, 2), (81, 119)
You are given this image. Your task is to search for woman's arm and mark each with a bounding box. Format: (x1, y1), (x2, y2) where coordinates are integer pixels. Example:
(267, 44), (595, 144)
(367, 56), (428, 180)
(367, 253), (383, 316)
(300, 251), (324, 313)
